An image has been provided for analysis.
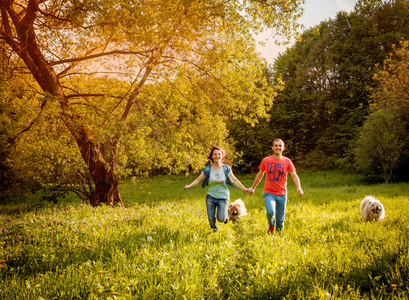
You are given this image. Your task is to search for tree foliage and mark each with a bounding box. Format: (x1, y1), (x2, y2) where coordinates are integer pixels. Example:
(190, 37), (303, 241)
(0, 0), (303, 204)
(230, 0), (409, 173)
(371, 41), (409, 119)
(355, 40), (409, 182)
(354, 108), (405, 183)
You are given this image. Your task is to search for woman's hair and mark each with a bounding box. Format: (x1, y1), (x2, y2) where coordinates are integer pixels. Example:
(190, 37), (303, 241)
(207, 142), (225, 162)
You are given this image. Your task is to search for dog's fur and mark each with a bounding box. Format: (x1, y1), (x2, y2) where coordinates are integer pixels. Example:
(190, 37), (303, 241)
(360, 195), (385, 221)
(228, 199), (247, 223)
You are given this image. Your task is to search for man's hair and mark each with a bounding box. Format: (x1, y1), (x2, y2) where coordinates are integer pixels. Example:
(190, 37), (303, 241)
(272, 139), (284, 146)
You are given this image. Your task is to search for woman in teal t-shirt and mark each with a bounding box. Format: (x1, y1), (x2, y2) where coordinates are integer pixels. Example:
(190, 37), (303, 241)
(184, 144), (248, 231)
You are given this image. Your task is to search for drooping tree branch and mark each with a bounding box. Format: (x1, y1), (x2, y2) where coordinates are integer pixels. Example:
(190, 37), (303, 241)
(66, 93), (106, 99)
(52, 49), (156, 67)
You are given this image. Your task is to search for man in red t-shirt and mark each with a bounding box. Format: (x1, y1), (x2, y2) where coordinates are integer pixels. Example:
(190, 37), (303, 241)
(249, 139), (303, 234)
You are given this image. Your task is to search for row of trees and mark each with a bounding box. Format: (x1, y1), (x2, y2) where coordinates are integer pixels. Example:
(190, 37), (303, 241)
(230, 0), (409, 183)
(2, 0), (408, 205)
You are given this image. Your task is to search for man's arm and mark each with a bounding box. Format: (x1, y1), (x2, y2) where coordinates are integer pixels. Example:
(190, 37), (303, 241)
(290, 171), (303, 196)
(248, 170), (265, 195)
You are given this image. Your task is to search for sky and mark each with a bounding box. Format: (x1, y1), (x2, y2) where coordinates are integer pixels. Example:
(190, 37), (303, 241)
(257, 0), (359, 64)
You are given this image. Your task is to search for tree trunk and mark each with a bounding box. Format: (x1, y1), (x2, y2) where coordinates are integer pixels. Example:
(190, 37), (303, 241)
(89, 170), (122, 207)
(0, 0), (123, 206)
(74, 130), (123, 206)
(383, 167), (392, 184)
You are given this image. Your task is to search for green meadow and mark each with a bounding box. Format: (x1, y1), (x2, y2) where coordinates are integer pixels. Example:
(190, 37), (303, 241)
(1, 171), (408, 299)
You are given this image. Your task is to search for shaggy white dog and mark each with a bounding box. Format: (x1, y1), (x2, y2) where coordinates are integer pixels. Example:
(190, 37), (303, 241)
(228, 199), (247, 223)
(360, 196), (385, 221)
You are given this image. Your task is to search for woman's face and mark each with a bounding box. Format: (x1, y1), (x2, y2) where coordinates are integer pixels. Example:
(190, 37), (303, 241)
(212, 149), (224, 162)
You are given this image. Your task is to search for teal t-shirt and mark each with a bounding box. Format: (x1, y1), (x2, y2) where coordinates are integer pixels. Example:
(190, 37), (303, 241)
(205, 166), (230, 199)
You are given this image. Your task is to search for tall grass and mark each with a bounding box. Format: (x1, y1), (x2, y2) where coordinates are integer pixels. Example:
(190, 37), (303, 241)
(1, 170), (408, 299)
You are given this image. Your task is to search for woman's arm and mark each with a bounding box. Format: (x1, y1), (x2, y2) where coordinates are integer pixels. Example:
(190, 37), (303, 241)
(229, 171), (247, 191)
(184, 172), (205, 190)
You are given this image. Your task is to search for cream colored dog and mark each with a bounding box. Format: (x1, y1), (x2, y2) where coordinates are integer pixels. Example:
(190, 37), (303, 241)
(228, 199), (247, 223)
(360, 196), (385, 221)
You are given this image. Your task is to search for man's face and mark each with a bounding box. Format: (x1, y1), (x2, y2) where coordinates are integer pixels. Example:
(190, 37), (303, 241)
(272, 141), (284, 155)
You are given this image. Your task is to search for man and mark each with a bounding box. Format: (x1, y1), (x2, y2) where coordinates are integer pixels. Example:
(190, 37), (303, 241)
(248, 139), (303, 234)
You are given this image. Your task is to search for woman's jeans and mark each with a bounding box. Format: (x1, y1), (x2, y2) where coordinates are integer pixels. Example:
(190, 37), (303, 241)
(206, 194), (229, 231)
(264, 193), (287, 231)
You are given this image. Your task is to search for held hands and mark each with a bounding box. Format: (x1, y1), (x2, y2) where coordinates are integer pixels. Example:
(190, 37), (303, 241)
(245, 187), (302, 196)
(246, 187), (255, 195)
(185, 184), (257, 194)
(242, 188), (251, 194)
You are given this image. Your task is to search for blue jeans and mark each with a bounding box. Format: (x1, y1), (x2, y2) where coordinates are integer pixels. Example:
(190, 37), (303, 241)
(206, 194), (229, 231)
(264, 193), (287, 231)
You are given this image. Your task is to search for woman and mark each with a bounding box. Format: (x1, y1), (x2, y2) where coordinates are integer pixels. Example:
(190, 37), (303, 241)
(184, 144), (248, 231)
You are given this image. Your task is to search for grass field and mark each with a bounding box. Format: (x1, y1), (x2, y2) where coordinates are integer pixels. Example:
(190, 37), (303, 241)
(1, 170), (409, 299)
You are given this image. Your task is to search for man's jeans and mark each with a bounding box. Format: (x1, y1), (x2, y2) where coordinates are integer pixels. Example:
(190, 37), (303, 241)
(264, 193), (287, 231)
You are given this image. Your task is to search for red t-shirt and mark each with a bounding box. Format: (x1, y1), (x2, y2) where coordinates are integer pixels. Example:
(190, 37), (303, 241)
(259, 156), (295, 196)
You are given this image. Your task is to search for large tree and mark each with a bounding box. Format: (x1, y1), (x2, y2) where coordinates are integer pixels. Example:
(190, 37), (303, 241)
(0, 0), (303, 205)
(354, 108), (405, 183)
